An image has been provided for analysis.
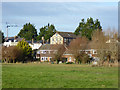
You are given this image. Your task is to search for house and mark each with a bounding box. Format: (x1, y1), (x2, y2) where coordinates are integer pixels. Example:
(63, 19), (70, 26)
(106, 38), (118, 43)
(62, 42), (98, 63)
(50, 31), (76, 45)
(26, 40), (42, 50)
(3, 36), (24, 47)
(29, 43), (42, 50)
(62, 50), (75, 62)
(62, 49), (98, 63)
(36, 44), (66, 62)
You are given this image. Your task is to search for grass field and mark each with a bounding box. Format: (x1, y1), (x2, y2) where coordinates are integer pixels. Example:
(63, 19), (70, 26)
(2, 63), (118, 88)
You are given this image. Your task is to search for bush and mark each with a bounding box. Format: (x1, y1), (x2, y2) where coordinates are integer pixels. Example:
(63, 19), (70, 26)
(66, 62), (74, 64)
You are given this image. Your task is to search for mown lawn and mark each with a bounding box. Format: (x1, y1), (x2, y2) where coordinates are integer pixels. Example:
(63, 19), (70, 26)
(2, 63), (118, 88)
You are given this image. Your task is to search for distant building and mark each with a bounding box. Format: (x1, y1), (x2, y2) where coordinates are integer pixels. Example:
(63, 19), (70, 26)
(29, 43), (42, 50)
(36, 44), (65, 62)
(62, 48), (98, 63)
(3, 36), (24, 47)
(50, 31), (76, 45)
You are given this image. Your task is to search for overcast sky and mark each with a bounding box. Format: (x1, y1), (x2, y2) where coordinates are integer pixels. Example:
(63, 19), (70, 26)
(2, 2), (118, 37)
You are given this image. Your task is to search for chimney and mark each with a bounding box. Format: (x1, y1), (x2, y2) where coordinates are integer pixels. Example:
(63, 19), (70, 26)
(32, 38), (34, 44)
(42, 37), (44, 44)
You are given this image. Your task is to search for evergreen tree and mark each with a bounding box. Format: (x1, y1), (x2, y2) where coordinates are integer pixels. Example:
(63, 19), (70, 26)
(17, 40), (33, 62)
(37, 23), (56, 42)
(18, 23), (38, 41)
(0, 31), (5, 44)
(74, 17), (102, 40)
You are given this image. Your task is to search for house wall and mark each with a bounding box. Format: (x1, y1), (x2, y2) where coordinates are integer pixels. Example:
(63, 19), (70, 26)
(63, 38), (75, 45)
(29, 43), (42, 50)
(3, 42), (18, 47)
(36, 49), (56, 62)
(62, 54), (75, 62)
(50, 33), (63, 44)
(40, 57), (52, 62)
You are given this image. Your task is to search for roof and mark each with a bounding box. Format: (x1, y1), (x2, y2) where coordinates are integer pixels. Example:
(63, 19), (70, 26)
(5, 37), (24, 42)
(63, 49), (73, 55)
(56, 31), (76, 38)
(39, 44), (64, 50)
(16, 37), (24, 41)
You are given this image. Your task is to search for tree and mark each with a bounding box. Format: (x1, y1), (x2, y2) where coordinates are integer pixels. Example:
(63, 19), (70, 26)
(91, 30), (107, 65)
(52, 45), (65, 64)
(0, 31), (5, 44)
(2, 46), (23, 63)
(74, 17), (102, 40)
(37, 23), (56, 42)
(17, 40), (33, 62)
(69, 36), (89, 64)
(18, 23), (38, 41)
(91, 29), (119, 66)
(10, 46), (23, 63)
(105, 29), (118, 63)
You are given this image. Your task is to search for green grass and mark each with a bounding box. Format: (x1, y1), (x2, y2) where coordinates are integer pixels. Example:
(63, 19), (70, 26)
(2, 63), (118, 88)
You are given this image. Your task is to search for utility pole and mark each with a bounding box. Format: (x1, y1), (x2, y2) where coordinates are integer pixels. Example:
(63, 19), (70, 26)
(6, 22), (18, 39)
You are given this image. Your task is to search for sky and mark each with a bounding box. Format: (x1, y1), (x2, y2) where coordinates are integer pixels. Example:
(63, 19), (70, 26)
(2, 2), (118, 37)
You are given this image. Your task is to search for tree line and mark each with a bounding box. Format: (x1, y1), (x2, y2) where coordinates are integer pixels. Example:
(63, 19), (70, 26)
(1, 17), (119, 65)
(0, 17), (102, 43)
(52, 29), (118, 65)
(2, 40), (33, 63)
(17, 17), (102, 42)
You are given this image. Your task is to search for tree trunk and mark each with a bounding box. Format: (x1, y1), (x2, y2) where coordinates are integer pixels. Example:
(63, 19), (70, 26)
(13, 59), (15, 63)
(57, 60), (59, 64)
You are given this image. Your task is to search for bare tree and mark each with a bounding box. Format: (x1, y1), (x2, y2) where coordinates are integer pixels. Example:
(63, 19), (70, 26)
(69, 36), (89, 64)
(91, 30), (107, 65)
(91, 29), (118, 66)
(52, 44), (65, 64)
(105, 29), (118, 63)
(2, 46), (23, 63)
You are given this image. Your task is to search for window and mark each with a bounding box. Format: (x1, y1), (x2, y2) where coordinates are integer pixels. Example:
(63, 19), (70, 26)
(41, 51), (43, 54)
(41, 57), (44, 60)
(60, 38), (61, 41)
(49, 57), (52, 61)
(64, 38), (66, 42)
(52, 38), (54, 41)
(69, 57), (72, 62)
(43, 51), (46, 54)
(37, 51), (40, 54)
(93, 50), (97, 54)
(56, 34), (58, 36)
(46, 57), (48, 61)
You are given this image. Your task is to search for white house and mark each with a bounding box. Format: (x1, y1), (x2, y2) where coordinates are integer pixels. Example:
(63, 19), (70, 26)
(3, 37), (23, 47)
(29, 43), (42, 50)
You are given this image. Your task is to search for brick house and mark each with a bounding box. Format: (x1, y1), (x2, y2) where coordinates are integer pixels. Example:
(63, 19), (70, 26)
(36, 44), (66, 62)
(62, 43), (98, 63)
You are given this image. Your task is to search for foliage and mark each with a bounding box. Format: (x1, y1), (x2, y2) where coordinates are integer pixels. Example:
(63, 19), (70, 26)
(17, 40), (33, 62)
(74, 17), (102, 40)
(0, 30), (5, 43)
(37, 23), (56, 42)
(18, 23), (38, 41)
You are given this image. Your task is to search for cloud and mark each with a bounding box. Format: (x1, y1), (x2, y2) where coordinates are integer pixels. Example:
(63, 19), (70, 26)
(2, 2), (118, 37)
